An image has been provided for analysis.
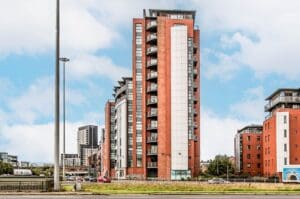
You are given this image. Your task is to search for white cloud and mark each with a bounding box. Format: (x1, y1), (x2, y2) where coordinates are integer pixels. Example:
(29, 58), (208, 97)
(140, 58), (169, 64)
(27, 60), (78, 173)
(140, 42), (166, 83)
(0, 0), (118, 57)
(0, 122), (85, 163)
(4, 76), (89, 124)
(201, 107), (247, 160)
(69, 54), (131, 81)
(229, 86), (266, 122)
(202, 48), (241, 81)
(194, 0), (300, 79)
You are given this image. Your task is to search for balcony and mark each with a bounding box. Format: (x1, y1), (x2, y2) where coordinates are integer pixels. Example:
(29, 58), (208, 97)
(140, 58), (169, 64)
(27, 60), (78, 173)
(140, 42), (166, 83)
(193, 83), (198, 90)
(111, 144), (117, 150)
(147, 109), (158, 117)
(147, 136), (158, 143)
(147, 149), (158, 156)
(147, 123), (158, 131)
(193, 96), (198, 103)
(193, 56), (198, 65)
(147, 84), (158, 93)
(147, 46), (158, 55)
(193, 68), (198, 76)
(194, 110), (198, 116)
(193, 43), (198, 50)
(115, 85), (127, 98)
(147, 33), (157, 43)
(147, 97), (158, 105)
(194, 122), (198, 129)
(147, 59), (158, 68)
(147, 71), (158, 80)
(264, 96), (300, 112)
(146, 21), (157, 30)
(147, 162), (158, 168)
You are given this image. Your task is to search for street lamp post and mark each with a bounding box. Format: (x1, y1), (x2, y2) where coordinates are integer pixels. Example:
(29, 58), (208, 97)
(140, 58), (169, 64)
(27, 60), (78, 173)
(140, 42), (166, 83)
(59, 57), (70, 182)
(54, 0), (60, 191)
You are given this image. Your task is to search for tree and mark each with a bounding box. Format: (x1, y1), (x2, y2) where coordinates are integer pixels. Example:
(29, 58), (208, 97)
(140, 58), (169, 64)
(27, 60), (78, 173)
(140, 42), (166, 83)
(206, 155), (235, 176)
(0, 161), (13, 175)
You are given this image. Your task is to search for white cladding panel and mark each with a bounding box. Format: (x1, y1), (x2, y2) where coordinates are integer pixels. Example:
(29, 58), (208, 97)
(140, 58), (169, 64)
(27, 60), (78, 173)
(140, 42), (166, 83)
(234, 133), (241, 172)
(115, 99), (128, 169)
(171, 25), (188, 170)
(276, 112), (290, 172)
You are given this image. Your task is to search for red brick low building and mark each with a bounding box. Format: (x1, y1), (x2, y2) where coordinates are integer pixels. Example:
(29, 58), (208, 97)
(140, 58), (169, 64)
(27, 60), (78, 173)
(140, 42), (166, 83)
(234, 125), (263, 176)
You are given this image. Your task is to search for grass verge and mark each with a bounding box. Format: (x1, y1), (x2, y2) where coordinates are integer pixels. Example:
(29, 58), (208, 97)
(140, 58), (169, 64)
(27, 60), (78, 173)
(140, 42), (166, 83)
(62, 181), (300, 195)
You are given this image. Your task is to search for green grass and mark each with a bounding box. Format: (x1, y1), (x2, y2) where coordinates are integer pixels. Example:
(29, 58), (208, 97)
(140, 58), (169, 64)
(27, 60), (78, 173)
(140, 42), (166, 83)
(62, 181), (300, 194)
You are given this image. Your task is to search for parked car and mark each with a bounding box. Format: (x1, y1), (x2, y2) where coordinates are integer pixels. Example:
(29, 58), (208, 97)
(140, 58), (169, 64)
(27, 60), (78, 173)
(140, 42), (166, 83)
(66, 176), (76, 181)
(208, 178), (230, 184)
(89, 177), (97, 182)
(98, 176), (111, 183)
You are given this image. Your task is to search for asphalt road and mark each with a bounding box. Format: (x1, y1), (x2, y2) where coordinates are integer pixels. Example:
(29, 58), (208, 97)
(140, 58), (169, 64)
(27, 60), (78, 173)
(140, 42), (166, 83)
(0, 195), (300, 199)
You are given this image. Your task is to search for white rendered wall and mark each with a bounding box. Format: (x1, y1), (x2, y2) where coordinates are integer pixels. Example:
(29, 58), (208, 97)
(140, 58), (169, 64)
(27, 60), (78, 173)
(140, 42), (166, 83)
(115, 99), (128, 172)
(276, 112), (290, 172)
(171, 25), (188, 171)
(234, 134), (241, 172)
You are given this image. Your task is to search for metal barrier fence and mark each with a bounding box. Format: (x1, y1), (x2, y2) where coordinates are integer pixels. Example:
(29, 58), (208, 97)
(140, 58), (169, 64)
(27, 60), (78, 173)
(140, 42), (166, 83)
(0, 178), (54, 192)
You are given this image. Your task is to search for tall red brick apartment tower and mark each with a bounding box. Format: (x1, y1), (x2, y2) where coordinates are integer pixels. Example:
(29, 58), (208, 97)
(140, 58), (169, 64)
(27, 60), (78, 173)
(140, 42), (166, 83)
(263, 88), (300, 178)
(132, 9), (200, 180)
(101, 9), (200, 180)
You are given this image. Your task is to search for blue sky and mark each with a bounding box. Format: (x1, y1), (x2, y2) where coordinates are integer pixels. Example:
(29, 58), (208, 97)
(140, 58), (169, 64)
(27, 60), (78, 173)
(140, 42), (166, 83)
(1, 0), (300, 163)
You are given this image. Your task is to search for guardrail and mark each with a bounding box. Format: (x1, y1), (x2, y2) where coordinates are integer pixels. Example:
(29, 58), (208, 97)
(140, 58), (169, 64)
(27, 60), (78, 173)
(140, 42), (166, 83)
(0, 178), (54, 192)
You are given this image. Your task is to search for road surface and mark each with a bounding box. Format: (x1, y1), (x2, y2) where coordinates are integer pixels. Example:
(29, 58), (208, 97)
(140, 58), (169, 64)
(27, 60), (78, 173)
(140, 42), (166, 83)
(0, 195), (300, 199)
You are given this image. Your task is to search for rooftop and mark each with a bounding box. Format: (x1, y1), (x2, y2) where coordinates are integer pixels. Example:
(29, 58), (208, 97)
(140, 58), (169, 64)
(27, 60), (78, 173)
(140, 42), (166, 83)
(143, 9), (196, 20)
(265, 88), (300, 100)
(238, 124), (263, 134)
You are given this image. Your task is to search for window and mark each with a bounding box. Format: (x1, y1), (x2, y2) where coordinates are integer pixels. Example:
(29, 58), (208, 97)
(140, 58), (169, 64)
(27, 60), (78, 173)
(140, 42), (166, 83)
(284, 157), (287, 165)
(247, 164), (251, 168)
(284, 115), (287, 124)
(247, 154), (251, 159)
(247, 145), (251, 150)
(247, 136), (251, 141)
(257, 154), (261, 159)
(257, 163), (261, 168)
(284, 129), (287, 138)
(257, 136), (261, 141)
(284, 143), (287, 152)
(257, 145), (261, 150)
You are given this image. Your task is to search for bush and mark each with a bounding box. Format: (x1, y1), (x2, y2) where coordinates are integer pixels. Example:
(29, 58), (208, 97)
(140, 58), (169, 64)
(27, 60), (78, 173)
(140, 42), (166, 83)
(0, 161), (13, 175)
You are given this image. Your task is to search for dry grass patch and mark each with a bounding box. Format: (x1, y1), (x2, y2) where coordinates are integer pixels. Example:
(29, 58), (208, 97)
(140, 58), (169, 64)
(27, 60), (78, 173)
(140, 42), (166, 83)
(80, 181), (300, 194)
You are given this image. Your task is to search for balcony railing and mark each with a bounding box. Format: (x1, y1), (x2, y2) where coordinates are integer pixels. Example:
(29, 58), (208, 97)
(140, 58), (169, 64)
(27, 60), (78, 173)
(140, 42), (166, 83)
(147, 162), (158, 168)
(194, 97), (198, 103)
(265, 96), (300, 111)
(147, 84), (158, 92)
(194, 122), (198, 129)
(147, 46), (158, 55)
(147, 123), (158, 130)
(193, 83), (198, 89)
(147, 136), (158, 143)
(147, 150), (158, 155)
(147, 97), (158, 105)
(193, 68), (198, 76)
(147, 33), (157, 43)
(147, 59), (158, 67)
(146, 21), (157, 30)
(193, 56), (198, 64)
(147, 72), (158, 80)
(147, 109), (158, 117)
